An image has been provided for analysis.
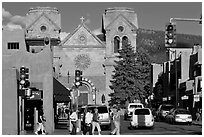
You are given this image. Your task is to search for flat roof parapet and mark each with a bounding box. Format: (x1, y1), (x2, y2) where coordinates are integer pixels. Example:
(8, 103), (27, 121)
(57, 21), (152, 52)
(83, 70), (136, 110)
(105, 7), (134, 13)
(28, 7), (59, 14)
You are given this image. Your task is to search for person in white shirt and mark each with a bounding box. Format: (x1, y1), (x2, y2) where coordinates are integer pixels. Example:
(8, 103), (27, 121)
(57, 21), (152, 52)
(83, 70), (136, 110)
(83, 109), (93, 135)
(69, 108), (78, 135)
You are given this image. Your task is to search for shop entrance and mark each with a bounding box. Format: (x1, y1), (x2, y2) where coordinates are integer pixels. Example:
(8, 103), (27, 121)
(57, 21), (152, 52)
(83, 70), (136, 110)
(24, 99), (43, 131)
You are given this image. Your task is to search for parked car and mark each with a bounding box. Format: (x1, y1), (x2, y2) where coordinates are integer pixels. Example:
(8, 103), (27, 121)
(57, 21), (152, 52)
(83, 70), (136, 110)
(155, 104), (174, 121)
(165, 108), (192, 125)
(124, 103), (144, 120)
(129, 108), (154, 129)
(81, 104), (111, 130)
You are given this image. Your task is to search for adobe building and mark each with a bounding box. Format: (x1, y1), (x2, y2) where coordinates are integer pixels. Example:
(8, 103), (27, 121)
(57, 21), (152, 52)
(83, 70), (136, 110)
(2, 28), (54, 134)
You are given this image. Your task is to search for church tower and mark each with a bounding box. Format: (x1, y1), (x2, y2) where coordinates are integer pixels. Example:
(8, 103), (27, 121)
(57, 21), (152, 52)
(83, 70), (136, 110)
(102, 7), (138, 100)
(25, 7), (61, 53)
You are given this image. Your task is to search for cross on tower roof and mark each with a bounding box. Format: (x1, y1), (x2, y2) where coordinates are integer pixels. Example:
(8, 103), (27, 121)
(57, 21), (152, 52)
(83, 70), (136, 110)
(80, 16), (85, 23)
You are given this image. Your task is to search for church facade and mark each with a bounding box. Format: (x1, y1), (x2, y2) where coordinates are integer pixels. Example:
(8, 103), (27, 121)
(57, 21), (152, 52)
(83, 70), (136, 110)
(26, 7), (138, 106)
(53, 7), (138, 106)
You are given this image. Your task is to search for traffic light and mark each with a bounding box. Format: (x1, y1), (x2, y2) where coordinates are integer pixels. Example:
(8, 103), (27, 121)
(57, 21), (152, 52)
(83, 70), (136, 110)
(165, 22), (176, 47)
(44, 36), (50, 46)
(75, 70), (82, 88)
(20, 66), (30, 89)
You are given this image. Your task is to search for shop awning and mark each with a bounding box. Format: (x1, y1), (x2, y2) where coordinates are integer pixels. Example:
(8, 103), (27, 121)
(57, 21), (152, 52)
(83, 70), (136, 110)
(53, 77), (71, 102)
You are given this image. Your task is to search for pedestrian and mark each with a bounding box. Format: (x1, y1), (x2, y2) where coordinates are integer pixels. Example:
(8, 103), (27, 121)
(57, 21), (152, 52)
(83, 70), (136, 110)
(92, 108), (101, 135)
(35, 109), (46, 135)
(69, 108), (78, 135)
(62, 107), (65, 118)
(196, 109), (201, 121)
(58, 108), (61, 118)
(110, 106), (120, 135)
(83, 109), (93, 135)
(68, 110), (73, 133)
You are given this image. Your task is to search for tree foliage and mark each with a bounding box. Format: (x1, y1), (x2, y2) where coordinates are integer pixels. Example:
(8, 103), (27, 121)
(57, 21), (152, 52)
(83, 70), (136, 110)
(108, 44), (151, 106)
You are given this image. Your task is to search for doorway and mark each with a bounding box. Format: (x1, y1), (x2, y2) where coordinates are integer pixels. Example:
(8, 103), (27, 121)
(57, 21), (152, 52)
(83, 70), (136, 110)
(24, 99), (43, 131)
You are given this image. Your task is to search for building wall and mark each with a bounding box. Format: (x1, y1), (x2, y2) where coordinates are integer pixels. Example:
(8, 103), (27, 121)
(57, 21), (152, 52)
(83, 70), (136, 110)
(54, 45), (106, 104)
(151, 63), (163, 88)
(2, 68), (18, 135)
(26, 7), (61, 39)
(2, 29), (27, 55)
(2, 29), (54, 134)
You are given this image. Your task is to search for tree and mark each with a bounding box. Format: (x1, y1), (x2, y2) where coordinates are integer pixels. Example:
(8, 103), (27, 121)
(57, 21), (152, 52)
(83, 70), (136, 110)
(108, 43), (151, 106)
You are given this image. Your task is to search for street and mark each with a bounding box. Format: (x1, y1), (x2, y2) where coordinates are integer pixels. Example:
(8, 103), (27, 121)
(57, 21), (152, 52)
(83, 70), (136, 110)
(99, 116), (202, 135)
(28, 115), (202, 135)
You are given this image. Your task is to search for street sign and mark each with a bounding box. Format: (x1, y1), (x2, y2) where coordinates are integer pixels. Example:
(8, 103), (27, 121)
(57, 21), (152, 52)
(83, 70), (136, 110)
(29, 90), (42, 100)
(194, 95), (200, 102)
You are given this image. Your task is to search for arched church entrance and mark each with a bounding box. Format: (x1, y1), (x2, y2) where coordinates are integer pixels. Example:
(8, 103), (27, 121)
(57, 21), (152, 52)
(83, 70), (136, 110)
(77, 78), (96, 106)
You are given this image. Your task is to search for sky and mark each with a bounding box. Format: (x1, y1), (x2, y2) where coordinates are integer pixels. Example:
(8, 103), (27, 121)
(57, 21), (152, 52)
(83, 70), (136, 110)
(2, 1), (202, 39)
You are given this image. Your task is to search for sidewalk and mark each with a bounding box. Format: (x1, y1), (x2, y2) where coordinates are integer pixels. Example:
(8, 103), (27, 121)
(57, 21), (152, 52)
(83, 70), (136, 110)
(25, 129), (82, 135)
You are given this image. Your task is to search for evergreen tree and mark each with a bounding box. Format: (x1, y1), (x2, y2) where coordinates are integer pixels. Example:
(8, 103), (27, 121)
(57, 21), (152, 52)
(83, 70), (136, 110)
(108, 44), (151, 107)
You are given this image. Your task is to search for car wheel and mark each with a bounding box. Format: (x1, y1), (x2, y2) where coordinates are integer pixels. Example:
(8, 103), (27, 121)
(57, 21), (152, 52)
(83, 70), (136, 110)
(188, 122), (192, 126)
(107, 124), (111, 130)
(150, 125), (155, 129)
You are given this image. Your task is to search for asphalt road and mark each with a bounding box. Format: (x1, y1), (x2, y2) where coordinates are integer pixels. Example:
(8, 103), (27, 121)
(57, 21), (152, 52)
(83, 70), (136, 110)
(100, 116), (202, 135)
(53, 116), (202, 135)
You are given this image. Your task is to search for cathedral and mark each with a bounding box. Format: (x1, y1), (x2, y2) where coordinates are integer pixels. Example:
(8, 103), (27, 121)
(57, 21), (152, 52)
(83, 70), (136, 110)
(26, 6), (138, 106)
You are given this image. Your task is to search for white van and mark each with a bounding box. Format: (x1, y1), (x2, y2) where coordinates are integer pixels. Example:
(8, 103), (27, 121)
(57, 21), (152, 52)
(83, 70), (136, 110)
(129, 108), (154, 129)
(124, 103), (144, 120)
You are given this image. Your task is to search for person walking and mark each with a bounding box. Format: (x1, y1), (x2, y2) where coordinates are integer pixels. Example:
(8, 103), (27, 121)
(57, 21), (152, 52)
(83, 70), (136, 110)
(110, 107), (120, 135)
(69, 108), (78, 135)
(196, 109), (201, 121)
(92, 108), (101, 135)
(83, 109), (93, 135)
(35, 109), (46, 135)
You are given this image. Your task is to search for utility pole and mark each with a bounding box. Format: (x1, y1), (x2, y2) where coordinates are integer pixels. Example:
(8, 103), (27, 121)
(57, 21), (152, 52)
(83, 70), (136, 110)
(175, 50), (178, 108)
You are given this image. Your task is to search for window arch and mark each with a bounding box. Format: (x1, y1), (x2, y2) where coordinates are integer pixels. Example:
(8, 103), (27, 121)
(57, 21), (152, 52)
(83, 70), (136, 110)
(122, 36), (129, 48)
(114, 36), (120, 53)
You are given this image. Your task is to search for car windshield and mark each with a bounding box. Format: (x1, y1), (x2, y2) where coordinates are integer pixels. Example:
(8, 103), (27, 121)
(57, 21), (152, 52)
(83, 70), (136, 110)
(161, 105), (174, 111)
(130, 105), (143, 108)
(135, 109), (150, 115)
(175, 109), (190, 114)
(87, 106), (108, 114)
(98, 107), (108, 113)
